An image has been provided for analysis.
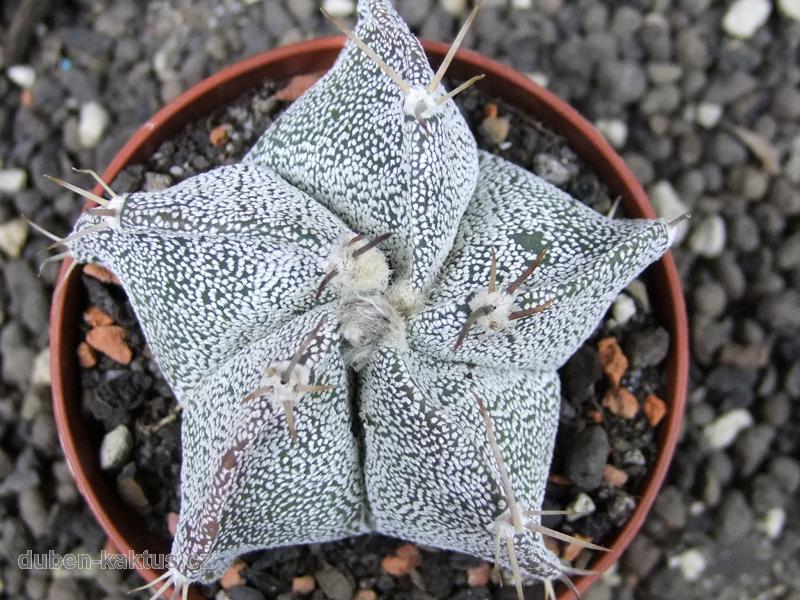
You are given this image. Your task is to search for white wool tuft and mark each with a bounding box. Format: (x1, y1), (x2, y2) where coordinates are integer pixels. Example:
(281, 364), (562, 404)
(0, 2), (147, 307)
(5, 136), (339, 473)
(468, 289), (516, 332)
(329, 237), (391, 294)
(259, 360), (311, 409)
(339, 294), (406, 370)
(386, 280), (426, 317)
(403, 86), (441, 119)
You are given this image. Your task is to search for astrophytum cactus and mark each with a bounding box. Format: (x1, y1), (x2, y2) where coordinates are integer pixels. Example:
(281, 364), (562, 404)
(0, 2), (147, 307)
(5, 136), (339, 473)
(39, 1), (680, 598)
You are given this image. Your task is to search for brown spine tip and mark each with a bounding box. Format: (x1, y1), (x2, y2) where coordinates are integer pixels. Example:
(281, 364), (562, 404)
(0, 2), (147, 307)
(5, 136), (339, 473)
(508, 298), (555, 321)
(505, 247), (549, 295)
(315, 268), (339, 300)
(351, 232), (393, 258)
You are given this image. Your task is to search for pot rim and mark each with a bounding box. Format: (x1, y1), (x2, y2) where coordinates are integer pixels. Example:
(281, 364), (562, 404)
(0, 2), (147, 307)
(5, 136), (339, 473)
(49, 35), (689, 600)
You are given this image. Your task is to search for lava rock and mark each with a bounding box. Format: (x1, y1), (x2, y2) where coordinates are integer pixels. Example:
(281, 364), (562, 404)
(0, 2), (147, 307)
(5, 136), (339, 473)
(565, 426), (609, 490)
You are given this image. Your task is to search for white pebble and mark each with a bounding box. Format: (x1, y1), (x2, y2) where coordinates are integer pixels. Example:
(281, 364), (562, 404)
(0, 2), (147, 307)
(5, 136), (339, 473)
(322, 0), (355, 17)
(696, 102), (722, 129)
(79, 101), (110, 149)
(566, 492), (596, 522)
(703, 408), (753, 449)
(0, 168), (27, 194)
(611, 293), (637, 327)
(526, 72), (549, 88)
(31, 348), (51, 387)
(440, 0), (467, 16)
(100, 425), (133, 471)
(595, 118), (628, 149)
(625, 279), (651, 313)
(0, 218), (29, 258)
(649, 181), (690, 243)
(511, 0), (533, 8)
(688, 214), (726, 258)
(669, 548), (707, 582)
(779, 0), (800, 21)
(757, 507), (786, 539)
(6, 64), (36, 88)
(722, 0), (772, 39)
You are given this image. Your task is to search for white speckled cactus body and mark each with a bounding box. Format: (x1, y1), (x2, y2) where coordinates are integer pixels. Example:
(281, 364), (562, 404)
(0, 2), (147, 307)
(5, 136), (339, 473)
(54, 1), (673, 598)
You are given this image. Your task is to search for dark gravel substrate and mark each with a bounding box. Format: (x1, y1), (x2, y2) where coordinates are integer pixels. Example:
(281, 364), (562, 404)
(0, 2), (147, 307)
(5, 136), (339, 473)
(2, 2), (799, 600)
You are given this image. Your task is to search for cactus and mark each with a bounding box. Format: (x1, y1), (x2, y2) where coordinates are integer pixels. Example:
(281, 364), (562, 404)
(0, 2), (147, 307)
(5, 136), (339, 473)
(40, 1), (678, 598)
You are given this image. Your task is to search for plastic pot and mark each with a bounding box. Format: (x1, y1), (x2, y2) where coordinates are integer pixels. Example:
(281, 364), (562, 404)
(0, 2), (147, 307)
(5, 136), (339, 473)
(50, 36), (689, 599)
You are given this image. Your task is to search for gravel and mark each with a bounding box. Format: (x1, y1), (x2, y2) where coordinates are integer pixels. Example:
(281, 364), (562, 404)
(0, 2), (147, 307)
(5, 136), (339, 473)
(1, 1), (798, 599)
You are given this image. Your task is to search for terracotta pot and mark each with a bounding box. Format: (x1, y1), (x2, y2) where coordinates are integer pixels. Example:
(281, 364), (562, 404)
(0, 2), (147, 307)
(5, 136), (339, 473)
(50, 36), (689, 599)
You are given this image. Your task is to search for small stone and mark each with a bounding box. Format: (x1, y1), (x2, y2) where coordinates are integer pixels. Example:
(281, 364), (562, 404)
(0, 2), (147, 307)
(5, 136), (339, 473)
(611, 293), (636, 326)
(0, 168), (28, 194)
(722, 0), (772, 38)
(597, 337), (628, 387)
(78, 101), (110, 148)
(83, 263), (121, 285)
(688, 215), (726, 258)
(209, 124), (231, 147)
(291, 575), (316, 595)
(440, 0), (467, 16)
(629, 326), (670, 369)
(7, 64), (36, 88)
(395, 543), (422, 567)
(353, 591), (377, 600)
(86, 325), (132, 364)
(653, 486), (687, 529)
(18, 489), (48, 537)
(221, 560), (246, 589)
(695, 102), (722, 128)
(649, 181), (689, 242)
(480, 116), (510, 145)
(566, 492), (595, 521)
(77, 342), (97, 368)
(703, 408), (753, 449)
(99, 425), (132, 470)
(227, 588), (266, 600)
(31, 348), (50, 386)
(167, 512), (179, 536)
(777, 231), (800, 270)
(769, 457), (800, 493)
(144, 172), (173, 192)
(466, 562), (491, 587)
(603, 464), (629, 487)
(562, 534), (593, 562)
(668, 548), (706, 581)
(694, 280), (727, 318)
(0, 218), (29, 257)
(644, 394), (667, 427)
(275, 74), (323, 101)
(322, 0), (355, 17)
(734, 424), (775, 477)
(715, 491), (753, 542)
(720, 343), (769, 369)
(382, 555), (412, 577)
(566, 426), (609, 490)
(622, 535), (661, 579)
(83, 306), (114, 327)
(779, 0), (800, 20)
(603, 387), (638, 419)
(117, 476), (149, 512)
(315, 565), (353, 600)
(594, 118), (628, 149)
(757, 507), (786, 539)
(533, 153), (570, 185)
